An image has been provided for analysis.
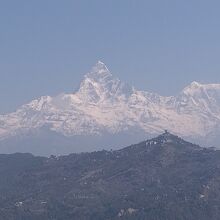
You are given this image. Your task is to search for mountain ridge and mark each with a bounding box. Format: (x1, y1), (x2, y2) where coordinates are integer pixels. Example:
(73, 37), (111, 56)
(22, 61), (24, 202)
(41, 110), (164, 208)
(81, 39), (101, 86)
(0, 61), (220, 154)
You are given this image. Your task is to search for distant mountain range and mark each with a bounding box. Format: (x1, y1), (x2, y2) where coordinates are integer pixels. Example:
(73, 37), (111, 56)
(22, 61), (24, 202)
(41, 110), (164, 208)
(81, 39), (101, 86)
(1, 133), (220, 220)
(1, 61), (220, 155)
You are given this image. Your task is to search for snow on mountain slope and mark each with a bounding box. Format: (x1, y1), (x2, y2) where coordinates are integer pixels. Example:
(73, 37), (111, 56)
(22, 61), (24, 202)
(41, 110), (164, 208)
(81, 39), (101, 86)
(1, 61), (220, 149)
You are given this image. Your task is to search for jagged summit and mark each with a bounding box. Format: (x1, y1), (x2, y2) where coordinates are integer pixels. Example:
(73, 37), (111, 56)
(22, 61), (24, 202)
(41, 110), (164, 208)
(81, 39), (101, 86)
(77, 61), (133, 102)
(94, 60), (109, 71)
(85, 61), (112, 81)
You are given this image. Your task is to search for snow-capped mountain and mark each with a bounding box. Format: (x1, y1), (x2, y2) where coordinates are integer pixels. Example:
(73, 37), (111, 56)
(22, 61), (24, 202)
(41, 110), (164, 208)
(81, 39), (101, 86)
(1, 61), (220, 155)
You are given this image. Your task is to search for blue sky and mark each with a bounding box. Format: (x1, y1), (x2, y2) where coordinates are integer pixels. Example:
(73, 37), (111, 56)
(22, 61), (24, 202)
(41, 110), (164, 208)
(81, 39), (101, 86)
(1, 0), (220, 113)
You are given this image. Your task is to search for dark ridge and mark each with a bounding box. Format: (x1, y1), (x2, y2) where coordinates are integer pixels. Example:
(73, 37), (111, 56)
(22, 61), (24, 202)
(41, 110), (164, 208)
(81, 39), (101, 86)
(0, 133), (220, 220)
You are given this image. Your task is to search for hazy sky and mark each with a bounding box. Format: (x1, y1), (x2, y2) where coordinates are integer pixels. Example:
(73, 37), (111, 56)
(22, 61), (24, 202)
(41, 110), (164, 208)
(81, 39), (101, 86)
(1, 0), (220, 113)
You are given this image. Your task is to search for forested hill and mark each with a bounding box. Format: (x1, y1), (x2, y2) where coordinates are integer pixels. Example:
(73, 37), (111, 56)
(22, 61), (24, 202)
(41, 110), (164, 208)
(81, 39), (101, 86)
(1, 132), (220, 220)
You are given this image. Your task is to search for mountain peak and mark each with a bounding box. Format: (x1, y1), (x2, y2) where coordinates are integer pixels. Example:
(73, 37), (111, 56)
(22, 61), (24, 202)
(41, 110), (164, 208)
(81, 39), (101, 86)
(93, 60), (109, 71)
(181, 81), (220, 98)
(190, 81), (201, 87)
(147, 131), (184, 145)
(159, 130), (179, 139)
(76, 61), (133, 103)
(181, 81), (203, 96)
(183, 81), (201, 91)
(96, 60), (107, 67)
(85, 61), (112, 81)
